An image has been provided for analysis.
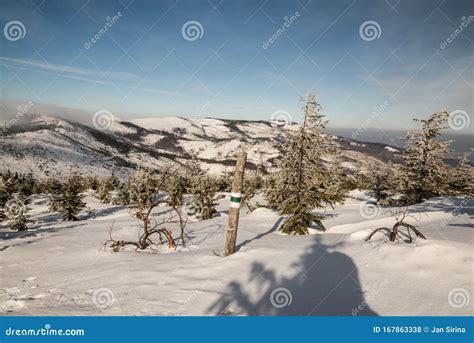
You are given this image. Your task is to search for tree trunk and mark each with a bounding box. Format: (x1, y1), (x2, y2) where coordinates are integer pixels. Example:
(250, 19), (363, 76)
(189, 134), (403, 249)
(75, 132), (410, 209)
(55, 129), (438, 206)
(295, 106), (309, 205)
(223, 151), (247, 256)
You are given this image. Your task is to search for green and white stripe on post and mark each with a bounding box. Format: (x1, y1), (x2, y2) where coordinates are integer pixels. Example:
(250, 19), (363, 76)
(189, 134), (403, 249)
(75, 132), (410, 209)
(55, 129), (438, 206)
(230, 192), (242, 209)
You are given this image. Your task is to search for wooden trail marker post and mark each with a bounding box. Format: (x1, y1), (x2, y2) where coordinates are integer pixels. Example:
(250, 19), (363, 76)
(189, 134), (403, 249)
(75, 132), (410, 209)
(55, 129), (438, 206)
(223, 151), (247, 256)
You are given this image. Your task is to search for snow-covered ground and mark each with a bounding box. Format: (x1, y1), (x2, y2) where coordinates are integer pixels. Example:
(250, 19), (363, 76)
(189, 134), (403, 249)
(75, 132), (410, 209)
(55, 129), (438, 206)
(0, 191), (472, 316)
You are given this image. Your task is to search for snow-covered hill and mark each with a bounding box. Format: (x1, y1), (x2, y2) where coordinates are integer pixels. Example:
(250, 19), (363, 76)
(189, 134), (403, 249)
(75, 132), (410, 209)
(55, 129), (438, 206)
(0, 114), (402, 179)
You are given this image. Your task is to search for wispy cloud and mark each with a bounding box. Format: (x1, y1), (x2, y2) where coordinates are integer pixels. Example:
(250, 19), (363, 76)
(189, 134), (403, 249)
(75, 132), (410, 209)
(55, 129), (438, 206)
(133, 86), (182, 98)
(0, 56), (183, 98)
(0, 56), (137, 80)
(0, 63), (112, 86)
(219, 101), (274, 112)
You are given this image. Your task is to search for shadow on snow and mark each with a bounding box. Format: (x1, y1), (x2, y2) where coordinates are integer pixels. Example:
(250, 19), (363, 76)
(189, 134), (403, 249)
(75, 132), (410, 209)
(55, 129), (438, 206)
(208, 235), (378, 316)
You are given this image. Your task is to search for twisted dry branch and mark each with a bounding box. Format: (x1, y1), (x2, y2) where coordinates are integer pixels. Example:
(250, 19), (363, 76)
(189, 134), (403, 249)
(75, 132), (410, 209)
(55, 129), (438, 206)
(365, 221), (426, 243)
(104, 222), (177, 252)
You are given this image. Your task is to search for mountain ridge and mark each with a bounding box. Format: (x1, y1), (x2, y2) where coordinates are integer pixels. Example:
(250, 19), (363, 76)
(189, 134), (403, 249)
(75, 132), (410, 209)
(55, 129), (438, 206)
(0, 114), (402, 179)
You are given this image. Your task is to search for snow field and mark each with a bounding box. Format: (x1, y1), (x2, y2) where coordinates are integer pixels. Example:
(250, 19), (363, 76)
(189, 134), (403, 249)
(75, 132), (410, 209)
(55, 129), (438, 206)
(0, 191), (472, 316)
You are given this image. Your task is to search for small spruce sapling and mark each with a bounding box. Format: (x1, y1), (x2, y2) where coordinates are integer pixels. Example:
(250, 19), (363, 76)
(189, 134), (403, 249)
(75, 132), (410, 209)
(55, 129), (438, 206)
(58, 171), (86, 221)
(188, 175), (219, 220)
(97, 172), (120, 204)
(448, 154), (473, 197)
(185, 152), (219, 220)
(0, 177), (12, 222)
(217, 168), (233, 192)
(46, 176), (63, 213)
(4, 195), (30, 231)
(241, 172), (263, 213)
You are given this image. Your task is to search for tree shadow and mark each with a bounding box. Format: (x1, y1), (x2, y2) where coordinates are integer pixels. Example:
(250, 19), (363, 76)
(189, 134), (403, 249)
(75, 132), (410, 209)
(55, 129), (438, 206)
(410, 197), (473, 216)
(449, 223), (474, 228)
(78, 205), (127, 221)
(0, 230), (39, 240)
(32, 205), (127, 225)
(34, 212), (63, 224)
(190, 224), (226, 245)
(208, 235), (378, 316)
(236, 217), (284, 251)
(0, 221), (78, 240)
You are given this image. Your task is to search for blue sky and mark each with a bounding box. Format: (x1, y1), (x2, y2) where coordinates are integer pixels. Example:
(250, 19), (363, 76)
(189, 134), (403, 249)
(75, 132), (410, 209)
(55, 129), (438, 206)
(0, 0), (472, 132)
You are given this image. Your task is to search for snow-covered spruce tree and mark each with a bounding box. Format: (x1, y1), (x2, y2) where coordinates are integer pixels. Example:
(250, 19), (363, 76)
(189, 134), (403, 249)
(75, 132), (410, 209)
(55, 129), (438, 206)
(325, 155), (351, 200)
(57, 171), (86, 221)
(108, 171), (120, 189)
(6, 172), (22, 193)
(97, 172), (120, 204)
(183, 151), (219, 220)
(96, 182), (111, 203)
(188, 175), (219, 220)
(165, 174), (186, 207)
(164, 173), (188, 246)
(183, 151), (204, 187)
(362, 162), (400, 204)
(46, 176), (63, 213)
(263, 176), (280, 210)
(39, 175), (56, 194)
(448, 155), (474, 196)
(0, 177), (11, 222)
(84, 175), (100, 192)
(241, 171), (263, 213)
(4, 195), (30, 231)
(127, 168), (159, 212)
(113, 181), (130, 205)
(400, 110), (451, 204)
(354, 162), (371, 190)
(217, 168), (233, 192)
(18, 172), (38, 196)
(264, 93), (347, 235)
